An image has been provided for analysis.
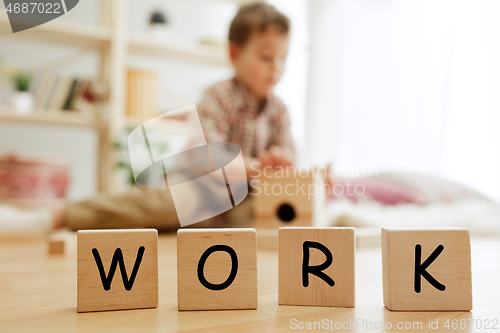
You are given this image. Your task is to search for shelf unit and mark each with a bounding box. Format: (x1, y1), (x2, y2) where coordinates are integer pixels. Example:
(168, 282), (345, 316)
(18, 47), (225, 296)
(0, 107), (97, 128)
(0, 13), (111, 48)
(0, 0), (233, 193)
(0, 11), (228, 62)
(128, 34), (228, 66)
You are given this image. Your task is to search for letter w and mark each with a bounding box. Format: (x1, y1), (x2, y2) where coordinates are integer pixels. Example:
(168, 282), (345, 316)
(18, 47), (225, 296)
(92, 246), (145, 291)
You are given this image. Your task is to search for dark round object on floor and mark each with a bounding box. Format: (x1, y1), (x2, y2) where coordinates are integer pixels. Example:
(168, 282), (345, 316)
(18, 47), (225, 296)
(276, 203), (296, 222)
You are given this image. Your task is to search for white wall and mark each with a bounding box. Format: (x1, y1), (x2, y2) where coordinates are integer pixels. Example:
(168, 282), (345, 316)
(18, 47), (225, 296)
(304, 0), (500, 201)
(268, 0), (309, 156)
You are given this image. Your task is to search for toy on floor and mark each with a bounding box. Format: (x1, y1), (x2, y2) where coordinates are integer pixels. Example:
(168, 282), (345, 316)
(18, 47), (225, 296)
(253, 168), (326, 228)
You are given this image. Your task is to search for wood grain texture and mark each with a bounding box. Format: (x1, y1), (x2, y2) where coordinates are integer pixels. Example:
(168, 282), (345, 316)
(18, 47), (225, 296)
(177, 228), (257, 311)
(382, 228), (472, 311)
(278, 227), (355, 307)
(77, 229), (158, 312)
(258, 227), (381, 251)
(254, 170), (325, 229)
(1, 234), (499, 332)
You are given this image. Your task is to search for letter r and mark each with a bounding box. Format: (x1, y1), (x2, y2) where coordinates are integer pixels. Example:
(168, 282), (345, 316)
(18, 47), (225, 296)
(302, 241), (335, 287)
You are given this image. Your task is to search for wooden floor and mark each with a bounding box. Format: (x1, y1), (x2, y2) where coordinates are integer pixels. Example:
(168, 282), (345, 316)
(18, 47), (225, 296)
(0, 233), (499, 332)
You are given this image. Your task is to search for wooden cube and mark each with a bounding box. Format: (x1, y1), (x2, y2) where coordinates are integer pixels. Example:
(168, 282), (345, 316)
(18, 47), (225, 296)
(77, 229), (158, 312)
(177, 228), (257, 310)
(254, 169), (326, 228)
(278, 227), (355, 307)
(47, 230), (76, 255)
(382, 228), (472, 311)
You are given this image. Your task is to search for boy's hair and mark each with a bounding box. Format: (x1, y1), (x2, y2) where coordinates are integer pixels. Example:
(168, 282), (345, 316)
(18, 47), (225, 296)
(229, 3), (290, 47)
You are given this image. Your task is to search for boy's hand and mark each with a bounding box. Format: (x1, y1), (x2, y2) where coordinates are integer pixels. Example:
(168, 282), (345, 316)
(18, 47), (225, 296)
(259, 146), (294, 168)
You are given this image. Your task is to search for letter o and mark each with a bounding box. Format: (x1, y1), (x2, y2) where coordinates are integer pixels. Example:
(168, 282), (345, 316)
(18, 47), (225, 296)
(197, 245), (238, 290)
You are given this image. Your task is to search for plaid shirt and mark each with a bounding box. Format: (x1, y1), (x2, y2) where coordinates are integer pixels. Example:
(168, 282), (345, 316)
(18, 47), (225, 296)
(196, 77), (295, 160)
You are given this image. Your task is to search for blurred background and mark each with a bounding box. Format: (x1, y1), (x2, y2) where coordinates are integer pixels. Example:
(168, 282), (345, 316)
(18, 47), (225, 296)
(0, 0), (499, 231)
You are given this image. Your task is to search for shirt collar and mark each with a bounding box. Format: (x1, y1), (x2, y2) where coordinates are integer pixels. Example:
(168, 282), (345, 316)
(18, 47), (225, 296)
(232, 76), (270, 115)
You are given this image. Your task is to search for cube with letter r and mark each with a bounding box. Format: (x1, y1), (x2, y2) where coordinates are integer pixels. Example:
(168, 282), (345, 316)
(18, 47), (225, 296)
(382, 228), (472, 311)
(278, 227), (355, 307)
(77, 229), (158, 312)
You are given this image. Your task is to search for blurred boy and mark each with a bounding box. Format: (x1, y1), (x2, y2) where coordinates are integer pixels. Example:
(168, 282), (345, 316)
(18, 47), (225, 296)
(57, 3), (295, 230)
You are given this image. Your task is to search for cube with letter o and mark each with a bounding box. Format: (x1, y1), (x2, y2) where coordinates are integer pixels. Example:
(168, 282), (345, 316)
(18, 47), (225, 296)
(177, 228), (257, 310)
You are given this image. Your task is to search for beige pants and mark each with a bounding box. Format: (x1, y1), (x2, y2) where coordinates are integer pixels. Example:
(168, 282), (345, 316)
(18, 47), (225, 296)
(64, 185), (254, 231)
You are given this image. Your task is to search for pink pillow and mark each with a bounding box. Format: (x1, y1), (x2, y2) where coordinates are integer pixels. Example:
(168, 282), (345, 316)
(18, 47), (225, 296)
(328, 172), (490, 205)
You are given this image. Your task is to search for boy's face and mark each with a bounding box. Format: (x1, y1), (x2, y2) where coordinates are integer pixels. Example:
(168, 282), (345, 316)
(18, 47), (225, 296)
(230, 27), (289, 99)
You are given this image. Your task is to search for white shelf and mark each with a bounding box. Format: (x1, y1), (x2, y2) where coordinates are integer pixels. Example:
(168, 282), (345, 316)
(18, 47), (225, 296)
(0, 108), (191, 129)
(0, 13), (110, 48)
(0, 107), (98, 128)
(125, 109), (191, 128)
(128, 34), (229, 66)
